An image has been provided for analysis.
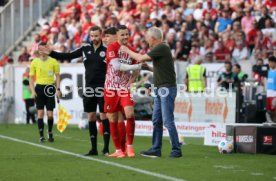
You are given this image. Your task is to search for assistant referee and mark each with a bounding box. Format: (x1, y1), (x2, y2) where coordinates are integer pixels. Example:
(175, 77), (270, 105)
(29, 42), (61, 143)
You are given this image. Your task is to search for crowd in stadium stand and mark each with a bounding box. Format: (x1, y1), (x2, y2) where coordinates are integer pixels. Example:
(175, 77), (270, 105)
(1, 0), (276, 66)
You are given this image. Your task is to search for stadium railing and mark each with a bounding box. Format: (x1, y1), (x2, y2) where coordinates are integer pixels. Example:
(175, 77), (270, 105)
(0, 0), (57, 60)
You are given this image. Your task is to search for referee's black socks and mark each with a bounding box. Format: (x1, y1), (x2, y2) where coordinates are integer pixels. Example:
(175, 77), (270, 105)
(88, 121), (97, 151)
(102, 119), (110, 153)
(37, 118), (44, 138)
(48, 118), (54, 138)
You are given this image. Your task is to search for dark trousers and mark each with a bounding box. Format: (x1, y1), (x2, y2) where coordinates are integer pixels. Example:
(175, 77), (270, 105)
(25, 99), (36, 124)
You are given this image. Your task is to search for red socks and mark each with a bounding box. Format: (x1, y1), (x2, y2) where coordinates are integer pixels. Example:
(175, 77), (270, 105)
(109, 122), (120, 150)
(126, 118), (135, 145)
(118, 121), (126, 152)
(110, 118), (135, 150)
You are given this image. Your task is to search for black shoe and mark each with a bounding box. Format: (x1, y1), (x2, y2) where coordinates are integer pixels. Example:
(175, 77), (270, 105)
(48, 134), (54, 142)
(169, 153), (182, 158)
(140, 149), (161, 158)
(84, 150), (98, 156)
(102, 149), (109, 156)
(48, 137), (54, 143)
(40, 137), (46, 143)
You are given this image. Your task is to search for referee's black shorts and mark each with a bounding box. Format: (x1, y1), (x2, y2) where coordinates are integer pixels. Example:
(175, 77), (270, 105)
(83, 86), (104, 113)
(35, 84), (56, 111)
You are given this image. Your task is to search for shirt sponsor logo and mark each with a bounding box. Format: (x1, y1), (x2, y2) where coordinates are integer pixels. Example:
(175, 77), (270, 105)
(263, 136), (273, 145)
(236, 135), (254, 143)
(109, 51), (115, 57)
(100, 51), (106, 58)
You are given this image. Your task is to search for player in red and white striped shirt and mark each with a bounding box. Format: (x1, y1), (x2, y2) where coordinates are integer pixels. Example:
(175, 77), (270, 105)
(104, 25), (141, 158)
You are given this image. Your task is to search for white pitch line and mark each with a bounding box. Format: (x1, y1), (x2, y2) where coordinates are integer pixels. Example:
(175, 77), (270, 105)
(55, 134), (104, 146)
(0, 134), (185, 181)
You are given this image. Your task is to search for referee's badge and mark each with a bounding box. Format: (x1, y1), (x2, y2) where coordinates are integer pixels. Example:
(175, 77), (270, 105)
(48, 71), (53, 76)
(100, 51), (106, 57)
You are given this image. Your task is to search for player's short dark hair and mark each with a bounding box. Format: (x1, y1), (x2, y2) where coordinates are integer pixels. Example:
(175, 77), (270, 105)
(117, 25), (128, 31)
(90, 26), (102, 34)
(268, 56), (276, 62)
(104, 27), (117, 35)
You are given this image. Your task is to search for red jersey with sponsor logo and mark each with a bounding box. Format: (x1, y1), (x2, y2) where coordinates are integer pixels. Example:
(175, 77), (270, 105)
(105, 42), (137, 90)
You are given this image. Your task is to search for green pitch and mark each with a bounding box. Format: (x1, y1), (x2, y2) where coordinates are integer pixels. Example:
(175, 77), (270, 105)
(0, 124), (275, 181)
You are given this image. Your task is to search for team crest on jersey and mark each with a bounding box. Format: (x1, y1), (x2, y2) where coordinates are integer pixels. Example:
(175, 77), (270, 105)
(109, 51), (115, 57)
(100, 51), (105, 57)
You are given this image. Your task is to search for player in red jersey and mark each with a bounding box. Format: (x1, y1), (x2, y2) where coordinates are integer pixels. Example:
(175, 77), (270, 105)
(104, 27), (128, 155)
(104, 25), (141, 158)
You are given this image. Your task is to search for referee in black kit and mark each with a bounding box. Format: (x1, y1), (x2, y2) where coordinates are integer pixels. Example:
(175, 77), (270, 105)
(39, 26), (110, 156)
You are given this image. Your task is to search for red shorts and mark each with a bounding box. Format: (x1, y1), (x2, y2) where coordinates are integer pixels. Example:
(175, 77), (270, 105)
(104, 89), (134, 113)
(266, 97), (276, 111)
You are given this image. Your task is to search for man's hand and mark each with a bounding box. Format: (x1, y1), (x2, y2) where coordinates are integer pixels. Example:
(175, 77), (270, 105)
(120, 45), (129, 53)
(38, 45), (53, 55)
(141, 63), (153, 71)
(56, 90), (61, 101)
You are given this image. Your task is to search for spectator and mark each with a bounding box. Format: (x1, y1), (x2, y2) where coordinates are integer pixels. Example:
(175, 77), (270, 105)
(247, 20), (259, 53)
(81, 14), (94, 35)
(231, 21), (242, 40)
(204, 51), (214, 63)
(150, 4), (164, 19)
(222, 32), (235, 52)
(139, 40), (150, 55)
(18, 46), (31, 63)
(49, 27), (59, 45)
(217, 61), (236, 90)
(188, 42), (200, 64)
(258, 7), (272, 30)
(214, 40), (231, 62)
(241, 9), (255, 34)
(174, 40), (189, 61)
(261, 19), (275, 39)
(233, 64), (248, 83)
(174, 11), (184, 32)
(91, 7), (102, 26)
(67, 19), (79, 38)
(203, 12), (216, 30)
(215, 10), (233, 34)
(65, 0), (81, 18)
(232, 8), (243, 23)
(202, 1), (217, 19)
(177, 0), (193, 19)
(232, 39), (249, 62)
(30, 34), (41, 58)
(252, 58), (269, 83)
(193, 2), (204, 21)
(200, 38), (214, 56)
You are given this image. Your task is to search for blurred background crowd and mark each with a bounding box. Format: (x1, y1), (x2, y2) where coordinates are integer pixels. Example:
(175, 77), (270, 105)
(1, 0), (275, 66)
